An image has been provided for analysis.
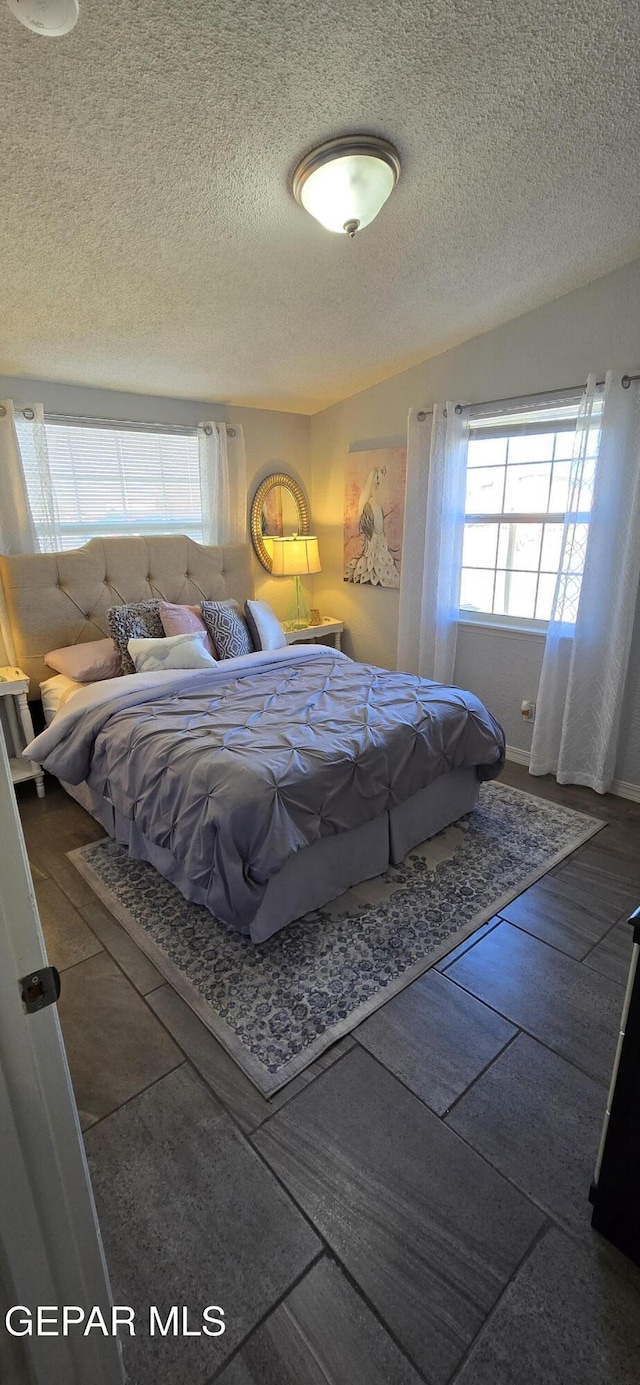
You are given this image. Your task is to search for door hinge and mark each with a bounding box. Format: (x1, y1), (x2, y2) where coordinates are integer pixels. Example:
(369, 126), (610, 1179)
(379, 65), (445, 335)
(19, 966), (61, 1014)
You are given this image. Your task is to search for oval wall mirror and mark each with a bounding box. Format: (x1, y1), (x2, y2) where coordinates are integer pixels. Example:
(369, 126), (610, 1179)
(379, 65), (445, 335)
(250, 473), (311, 572)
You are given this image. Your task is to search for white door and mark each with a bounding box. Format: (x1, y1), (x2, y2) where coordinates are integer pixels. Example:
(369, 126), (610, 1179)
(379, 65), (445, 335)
(0, 735), (124, 1385)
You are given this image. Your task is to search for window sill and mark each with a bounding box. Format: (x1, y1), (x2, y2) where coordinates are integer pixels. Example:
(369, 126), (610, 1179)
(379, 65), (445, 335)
(458, 617), (547, 640)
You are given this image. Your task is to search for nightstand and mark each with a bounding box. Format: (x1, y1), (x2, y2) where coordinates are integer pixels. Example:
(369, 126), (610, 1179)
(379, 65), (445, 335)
(0, 667), (45, 798)
(284, 618), (344, 652)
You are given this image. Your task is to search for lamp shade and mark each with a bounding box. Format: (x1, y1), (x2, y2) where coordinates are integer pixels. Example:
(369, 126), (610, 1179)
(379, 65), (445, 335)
(271, 535), (321, 576)
(6, 0), (79, 35)
(293, 135), (400, 237)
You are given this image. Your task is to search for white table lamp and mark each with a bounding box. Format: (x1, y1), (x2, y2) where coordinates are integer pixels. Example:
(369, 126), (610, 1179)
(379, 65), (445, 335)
(271, 535), (321, 629)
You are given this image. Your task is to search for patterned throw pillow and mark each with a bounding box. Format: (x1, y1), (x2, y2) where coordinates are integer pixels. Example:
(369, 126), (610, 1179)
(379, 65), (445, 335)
(128, 632), (217, 673)
(107, 601), (165, 675)
(200, 599), (254, 660)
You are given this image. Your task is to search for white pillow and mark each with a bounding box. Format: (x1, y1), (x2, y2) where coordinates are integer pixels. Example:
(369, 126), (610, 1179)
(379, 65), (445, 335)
(244, 599), (287, 651)
(40, 674), (87, 724)
(127, 632), (217, 673)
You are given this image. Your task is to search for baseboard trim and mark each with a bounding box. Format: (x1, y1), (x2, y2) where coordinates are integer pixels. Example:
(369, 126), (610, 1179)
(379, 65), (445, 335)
(504, 746), (640, 803)
(505, 745), (531, 766)
(610, 778), (640, 804)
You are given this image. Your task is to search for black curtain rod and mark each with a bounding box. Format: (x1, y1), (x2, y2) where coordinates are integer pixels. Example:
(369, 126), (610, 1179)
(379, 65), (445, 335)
(416, 372), (640, 422)
(0, 406), (237, 438)
(470, 373), (640, 414)
(42, 413), (237, 438)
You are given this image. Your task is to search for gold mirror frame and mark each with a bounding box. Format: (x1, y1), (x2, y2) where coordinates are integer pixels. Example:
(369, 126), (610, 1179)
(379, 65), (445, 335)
(250, 473), (311, 572)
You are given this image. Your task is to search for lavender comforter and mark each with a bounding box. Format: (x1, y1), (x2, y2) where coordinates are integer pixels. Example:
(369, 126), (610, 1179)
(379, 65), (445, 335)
(26, 646), (505, 932)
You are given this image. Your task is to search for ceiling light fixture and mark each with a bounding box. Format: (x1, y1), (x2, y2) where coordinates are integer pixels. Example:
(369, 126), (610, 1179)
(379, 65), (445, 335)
(293, 134), (400, 239)
(5, 0), (78, 36)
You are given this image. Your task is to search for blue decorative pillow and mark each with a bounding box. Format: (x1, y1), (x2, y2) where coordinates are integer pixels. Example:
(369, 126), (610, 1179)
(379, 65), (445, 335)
(200, 600), (254, 660)
(107, 601), (165, 675)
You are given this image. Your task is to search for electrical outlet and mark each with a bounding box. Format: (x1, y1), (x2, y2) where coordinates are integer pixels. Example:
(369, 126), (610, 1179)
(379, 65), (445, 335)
(520, 699), (536, 723)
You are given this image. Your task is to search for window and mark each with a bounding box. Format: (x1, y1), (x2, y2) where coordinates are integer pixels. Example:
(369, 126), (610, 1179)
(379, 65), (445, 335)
(20, 418), (203, 552)
(460, 400), (601, 627)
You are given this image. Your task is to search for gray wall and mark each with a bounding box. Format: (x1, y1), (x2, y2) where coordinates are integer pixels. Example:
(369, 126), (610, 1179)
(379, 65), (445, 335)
(310, 257), (640, 789)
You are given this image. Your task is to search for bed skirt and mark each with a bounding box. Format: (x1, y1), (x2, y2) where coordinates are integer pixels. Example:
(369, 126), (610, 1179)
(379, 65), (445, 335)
(61, 767), (481, 942)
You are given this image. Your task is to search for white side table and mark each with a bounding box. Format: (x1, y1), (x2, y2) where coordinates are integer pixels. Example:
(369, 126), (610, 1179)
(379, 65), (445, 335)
(284, 618), (344, 652)
(0, 667), (45, 798)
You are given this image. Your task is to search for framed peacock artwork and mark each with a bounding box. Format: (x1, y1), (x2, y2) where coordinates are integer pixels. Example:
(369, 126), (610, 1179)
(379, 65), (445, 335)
(343, 444), (407, 587)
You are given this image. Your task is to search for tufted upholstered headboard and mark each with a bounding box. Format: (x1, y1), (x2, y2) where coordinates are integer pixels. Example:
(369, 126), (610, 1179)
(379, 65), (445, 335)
(0, 535), (254, 693)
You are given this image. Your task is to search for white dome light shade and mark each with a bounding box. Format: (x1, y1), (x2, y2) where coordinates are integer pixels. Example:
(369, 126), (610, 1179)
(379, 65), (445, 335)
(6, 0), (78, 36)
(293, 135), (400, 237)
(300, 154), (395, 235)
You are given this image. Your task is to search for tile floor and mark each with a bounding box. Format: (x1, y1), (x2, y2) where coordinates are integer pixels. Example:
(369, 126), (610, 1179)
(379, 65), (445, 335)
(17, 764), (640, 1385)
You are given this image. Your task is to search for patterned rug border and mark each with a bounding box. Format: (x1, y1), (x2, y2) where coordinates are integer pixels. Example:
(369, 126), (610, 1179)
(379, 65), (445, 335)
(67, 787), (605, 1095)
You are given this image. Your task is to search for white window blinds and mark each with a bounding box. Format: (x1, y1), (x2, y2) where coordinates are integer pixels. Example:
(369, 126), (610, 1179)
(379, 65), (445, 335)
(460, 397), (601, 626)
(22, 418), (203, 552)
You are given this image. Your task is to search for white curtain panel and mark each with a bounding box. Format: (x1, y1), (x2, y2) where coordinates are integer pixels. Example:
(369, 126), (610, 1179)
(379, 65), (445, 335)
(0, 400), (57, 660)
(398, 403), (469, 682)
(199, 422), (248, 546)
(13, 403), (62, 553)
(0, 401), (39, 554)
(530, 372), (640, 792)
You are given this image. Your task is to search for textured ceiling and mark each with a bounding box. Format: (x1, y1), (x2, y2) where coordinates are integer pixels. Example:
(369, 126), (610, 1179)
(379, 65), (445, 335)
(1, 0), (640, 413)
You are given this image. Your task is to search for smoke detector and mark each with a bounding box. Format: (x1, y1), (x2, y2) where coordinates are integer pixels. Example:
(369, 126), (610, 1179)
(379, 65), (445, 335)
(6, 0), (78, 35)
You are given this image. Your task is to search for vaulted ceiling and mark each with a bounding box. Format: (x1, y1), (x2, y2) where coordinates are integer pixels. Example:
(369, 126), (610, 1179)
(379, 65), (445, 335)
(1, 0), (639, 413)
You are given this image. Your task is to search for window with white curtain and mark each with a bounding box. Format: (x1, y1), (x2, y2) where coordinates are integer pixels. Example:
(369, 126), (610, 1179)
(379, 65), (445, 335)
(20, 418), (203, 552)
(460, 399), (601, 628)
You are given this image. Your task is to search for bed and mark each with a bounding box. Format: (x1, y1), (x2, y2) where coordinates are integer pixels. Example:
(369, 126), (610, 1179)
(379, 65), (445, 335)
(0, 536), (505, 942)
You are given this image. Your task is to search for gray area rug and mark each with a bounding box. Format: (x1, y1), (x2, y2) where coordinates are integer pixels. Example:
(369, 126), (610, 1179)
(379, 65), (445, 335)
(68, 783), (603, 1094)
